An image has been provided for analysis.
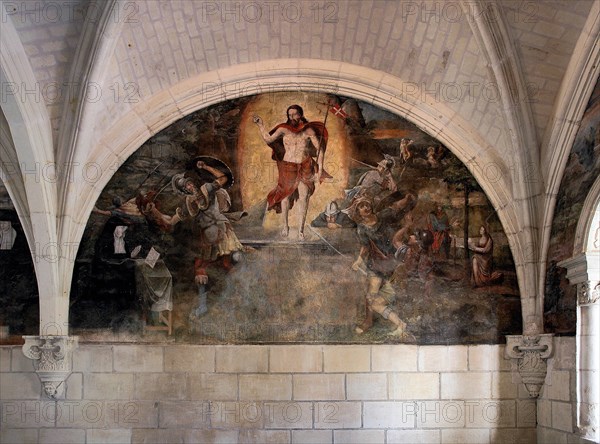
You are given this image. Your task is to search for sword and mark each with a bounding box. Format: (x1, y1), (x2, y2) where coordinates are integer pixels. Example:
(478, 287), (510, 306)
(308, 225), (349, 258)
(351, 158), (377, 169)
(307, 226), (368, 276)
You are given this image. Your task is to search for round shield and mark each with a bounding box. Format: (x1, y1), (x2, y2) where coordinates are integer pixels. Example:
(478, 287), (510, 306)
(186, 156), (235, 189)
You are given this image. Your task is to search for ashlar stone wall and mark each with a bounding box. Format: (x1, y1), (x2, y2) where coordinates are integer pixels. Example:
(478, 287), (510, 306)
(1, 344), (537, 443)
(537, 337), (598, 444)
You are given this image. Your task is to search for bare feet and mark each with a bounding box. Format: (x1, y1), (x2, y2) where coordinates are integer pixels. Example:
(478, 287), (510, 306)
(281, 226), (289, 237)
(298, 231), (305, 241)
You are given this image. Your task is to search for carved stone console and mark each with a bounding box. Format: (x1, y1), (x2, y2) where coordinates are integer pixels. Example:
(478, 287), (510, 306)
(505, 332), (554, 398)
(22, 336), (78, 399)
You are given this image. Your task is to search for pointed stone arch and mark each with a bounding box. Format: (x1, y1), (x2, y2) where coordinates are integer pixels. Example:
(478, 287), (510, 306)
(58, 59), (536, 332)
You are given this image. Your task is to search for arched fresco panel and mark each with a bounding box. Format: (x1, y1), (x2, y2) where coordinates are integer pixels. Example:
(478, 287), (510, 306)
(71, 92), (521, 344)
(0, 177), (39, 341)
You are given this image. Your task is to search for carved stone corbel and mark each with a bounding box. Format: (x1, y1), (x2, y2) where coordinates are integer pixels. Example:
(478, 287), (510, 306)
(505, 331), (554, 398)
(22, 336), (78, 399)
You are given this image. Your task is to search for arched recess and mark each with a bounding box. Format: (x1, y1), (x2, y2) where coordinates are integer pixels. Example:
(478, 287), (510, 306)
(0, 2), (64, 333)
(59, 60), (536, 331)
(558, 173), (600, 441)
(539, 2), (600, 325)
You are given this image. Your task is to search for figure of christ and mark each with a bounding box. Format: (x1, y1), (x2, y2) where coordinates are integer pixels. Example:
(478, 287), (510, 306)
(253, 105), (330, 240)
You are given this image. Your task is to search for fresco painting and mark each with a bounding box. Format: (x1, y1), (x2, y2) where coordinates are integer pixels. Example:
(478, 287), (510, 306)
(63, 92), (522, 344)
(545, 77), (600, 334)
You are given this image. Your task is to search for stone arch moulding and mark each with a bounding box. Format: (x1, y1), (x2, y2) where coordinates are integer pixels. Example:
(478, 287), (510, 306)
(573, 173), (600, 256)
(61, 60), (535, 328)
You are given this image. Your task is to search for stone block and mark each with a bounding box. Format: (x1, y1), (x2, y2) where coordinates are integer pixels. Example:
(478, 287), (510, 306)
(371, 345), (418, 371)
(491, 428), (537, 444)
(113, 346), (163, 372)
(164, 346), (215, 373)
(492, 372), (518, 399)
(239, 430), (290, 443)
(537, 426), (568, 444)
(553, 337), (576, 370)
(363, 401), (417, 428)
(131, 429), (238, 443)
(518, 399), (537, 428)
(441, 428), (490, 443)
(158, 401), (212, 428)
(185, 430), (239, 443)
(551, 401), (573, 433)
(54, 400), (157, 429)
(72, 346), (113, 373)
(0, 401), (55, 428)
(131, 429), (186, 443)
(0, 348), (11, 372)
(189, 373), (238, 400)
(517, 382), (530, 400)
(292, 430), (332, 444)
(416, 401), (466, 428)
(263, 402), (313, 429)
(418, 346), (467, 372)
(270, 346), (322, 373)
(293, 374), (345, 401)
(0, 373), (41, 399)
(546, 370), (571, 401)
(85, 373), (134, 400)
(387, 429), (441, 443)
(10, 349), (34, 372)
(87, 429), (132, 444)
(239, 374), (292, 401)
(208, 401), (266, 429)
(0, 428), (38, 443)
(347, 373), (387, 400)
(389, 372), (439, 400)
(38, 428), (85, 444)
(468, 345), (511, 371)
(66, 372), (83, 400)
(216, 346), (268, 373)
(135, 373), (187, 400)
(333, 430), (385, 443)
(533, 20), (566, 39)
(323, 345), (370, 372)
(466, 400), (516, 428)
(441, 372), (491, 399)
(314, 402), (361, 429)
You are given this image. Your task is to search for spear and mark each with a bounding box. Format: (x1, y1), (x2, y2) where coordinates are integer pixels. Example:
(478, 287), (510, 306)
(126, 159), (167, 202)
(350, 158), (377, 169)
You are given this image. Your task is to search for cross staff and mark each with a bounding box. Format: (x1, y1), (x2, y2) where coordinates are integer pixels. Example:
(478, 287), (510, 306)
(315, 101), (332, 179)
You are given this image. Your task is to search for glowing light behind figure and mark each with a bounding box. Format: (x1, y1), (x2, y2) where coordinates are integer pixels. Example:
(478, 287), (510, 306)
(237, 92), (350, 232)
